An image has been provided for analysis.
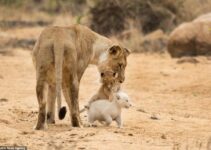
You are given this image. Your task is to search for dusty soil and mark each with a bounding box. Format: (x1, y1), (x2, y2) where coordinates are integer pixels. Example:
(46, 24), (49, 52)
(0, 47), (211, 150)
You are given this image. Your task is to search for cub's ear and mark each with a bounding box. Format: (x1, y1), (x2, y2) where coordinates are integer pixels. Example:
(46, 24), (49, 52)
(116, 94), (120, 100)
(109, 45), (121, 56)
(124, 48), (131, 56)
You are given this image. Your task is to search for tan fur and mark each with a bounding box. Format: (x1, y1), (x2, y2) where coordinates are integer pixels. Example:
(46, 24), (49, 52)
(90, 69), (120, 103)
(32, 24), (130, 130)
(80, 68), (120, 113)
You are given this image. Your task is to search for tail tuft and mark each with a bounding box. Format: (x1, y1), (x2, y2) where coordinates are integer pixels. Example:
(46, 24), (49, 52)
(59, 106), (67, 120)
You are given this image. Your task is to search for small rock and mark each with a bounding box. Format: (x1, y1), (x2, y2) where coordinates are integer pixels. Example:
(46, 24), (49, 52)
(21, 131), (34, 135)
(171, 117), (175, 121)
(137, 108), (146, 113)
(68, 140), (75, 142)
(0, 119), (10, 124)
(21, 131), (28, 135)
(88, 133), (95, 136)
(184, 114), (191, 118)
(161, 134), (167, 139)
(70, 133), (77, 136)
(150, 114), (159, 120)
(128, 133), (133, 136)
(79, 136), (85, 139)
(0, 98), (8, 102)
(160, 72), (169, 77)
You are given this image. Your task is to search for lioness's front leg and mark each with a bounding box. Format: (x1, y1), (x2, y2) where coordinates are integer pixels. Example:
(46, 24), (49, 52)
(47, 84), (56, 124)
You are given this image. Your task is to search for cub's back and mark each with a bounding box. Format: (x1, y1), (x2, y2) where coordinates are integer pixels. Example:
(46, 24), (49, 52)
(89, 99), (111, 112)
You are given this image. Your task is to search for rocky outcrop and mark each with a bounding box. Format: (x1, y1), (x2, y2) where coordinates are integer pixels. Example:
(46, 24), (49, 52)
(168, 14), (211, 57)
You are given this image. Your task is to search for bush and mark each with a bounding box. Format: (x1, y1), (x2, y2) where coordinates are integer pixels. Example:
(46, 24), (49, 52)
(90, 0), (185, 36)
(90, 0), (126, 36)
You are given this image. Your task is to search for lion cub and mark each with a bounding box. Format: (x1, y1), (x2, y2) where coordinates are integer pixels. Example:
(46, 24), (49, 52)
(80, 68), (120, 112)
(87, 90), (131, 128)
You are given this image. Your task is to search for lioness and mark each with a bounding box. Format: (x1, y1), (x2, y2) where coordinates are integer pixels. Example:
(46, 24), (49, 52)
(32, 24), (130, 130)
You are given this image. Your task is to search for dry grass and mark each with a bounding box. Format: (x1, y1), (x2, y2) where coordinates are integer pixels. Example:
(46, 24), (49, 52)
(183, 0), (211, 21)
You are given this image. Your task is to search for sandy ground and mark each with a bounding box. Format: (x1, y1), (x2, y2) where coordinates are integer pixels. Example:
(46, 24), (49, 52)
(0, 46), (211, 150)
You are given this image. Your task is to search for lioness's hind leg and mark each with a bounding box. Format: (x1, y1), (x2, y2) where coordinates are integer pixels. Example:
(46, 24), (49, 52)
(34, 72), (47, 130)
(62, 67), (82, 127)
(47, 84), (56, 124)
(69, 77), (82, 127)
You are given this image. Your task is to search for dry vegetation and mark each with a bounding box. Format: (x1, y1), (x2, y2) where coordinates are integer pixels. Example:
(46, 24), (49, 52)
(0, 0), (211, 150)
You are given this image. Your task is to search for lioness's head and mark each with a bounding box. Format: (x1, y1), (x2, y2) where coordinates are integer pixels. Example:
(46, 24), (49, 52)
(98, 45), (130, 83)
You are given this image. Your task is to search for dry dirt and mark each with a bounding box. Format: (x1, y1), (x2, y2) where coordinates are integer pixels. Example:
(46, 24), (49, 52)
(0, 30), (211, 150)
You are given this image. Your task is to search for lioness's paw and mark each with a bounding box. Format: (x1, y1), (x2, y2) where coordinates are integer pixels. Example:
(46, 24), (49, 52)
(33, 123), (48, 130)
(47, 119), (55, 124)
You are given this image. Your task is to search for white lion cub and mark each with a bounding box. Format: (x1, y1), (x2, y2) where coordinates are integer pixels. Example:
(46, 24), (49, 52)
(87, 91), (132, 128)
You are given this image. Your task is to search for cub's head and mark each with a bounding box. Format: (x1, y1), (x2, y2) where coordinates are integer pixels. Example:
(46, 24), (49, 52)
(98, 45), (130, 83)
(99, 67), (120, 90)
(115, 91), (132, 109)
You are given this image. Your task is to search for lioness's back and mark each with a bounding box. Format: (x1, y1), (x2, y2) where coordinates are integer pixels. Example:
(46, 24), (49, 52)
(39, 25), (96, 41)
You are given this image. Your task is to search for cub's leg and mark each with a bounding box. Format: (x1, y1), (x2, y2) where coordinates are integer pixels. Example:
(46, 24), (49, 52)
(47, 84), (56, 124)
(34, 70), (47, 130)
(87, 114), (95, 127)
(115, 115), (122, 128)
(104, 115), (112, 126)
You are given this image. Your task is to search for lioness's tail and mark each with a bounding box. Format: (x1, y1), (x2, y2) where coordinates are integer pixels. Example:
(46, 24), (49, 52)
(54, 42), (66, 120)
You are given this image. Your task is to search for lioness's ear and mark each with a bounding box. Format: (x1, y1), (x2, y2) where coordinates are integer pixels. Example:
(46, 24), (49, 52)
(124, 48), (131, 56)
(113, 72), (118, 78)
(109, 45), (121, 56)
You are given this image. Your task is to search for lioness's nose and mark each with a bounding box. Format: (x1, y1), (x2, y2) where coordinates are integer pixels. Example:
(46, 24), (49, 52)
(119, 77), (125, 83)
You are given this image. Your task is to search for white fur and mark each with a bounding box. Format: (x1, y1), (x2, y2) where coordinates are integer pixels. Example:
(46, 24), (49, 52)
(91, 36), (112, 64)
(87, 91), (131, 128)
(99, 52), (108, 63)
(117, 90), (129, 102)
